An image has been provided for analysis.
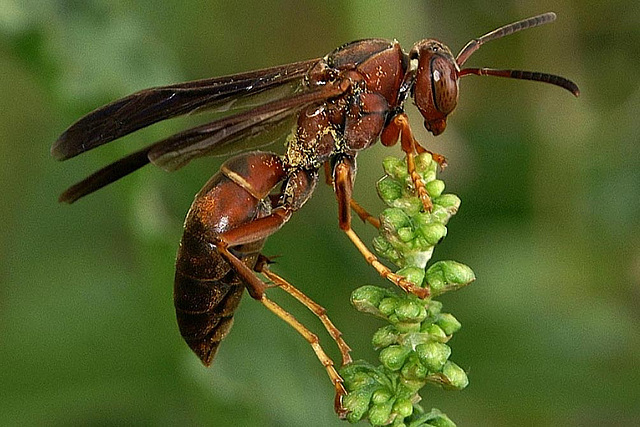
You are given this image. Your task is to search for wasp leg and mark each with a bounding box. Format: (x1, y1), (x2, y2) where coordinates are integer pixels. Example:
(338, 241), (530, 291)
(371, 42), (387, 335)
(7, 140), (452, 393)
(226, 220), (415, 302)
(381, 113), (449, 212)
(382, 112), (448, 168)
(260, 294), (349, 418)
(417, 147), (448, 170)
(215, 168), (317, 250)
(216, 246), (348, 417)
(208, 168), (348, 415)
(323, 160), (380, 229)
(333, 155), (429, 298)
(349, 198), (380, 229)
(257, 256), (352, 366)
(323, 161), (334, 186)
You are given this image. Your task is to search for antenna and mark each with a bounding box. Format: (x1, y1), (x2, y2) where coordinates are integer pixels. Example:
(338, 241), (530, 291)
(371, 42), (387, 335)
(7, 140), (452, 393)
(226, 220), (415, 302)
(456, 12), (557, 66)
(455, 12), (579, 96)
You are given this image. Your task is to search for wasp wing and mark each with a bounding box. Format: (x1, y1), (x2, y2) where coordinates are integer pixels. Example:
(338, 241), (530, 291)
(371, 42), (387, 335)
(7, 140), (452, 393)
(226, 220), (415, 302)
(147, 84), (347, 171)
(52, 59), (319, 160)
(59, 83), (346, 203)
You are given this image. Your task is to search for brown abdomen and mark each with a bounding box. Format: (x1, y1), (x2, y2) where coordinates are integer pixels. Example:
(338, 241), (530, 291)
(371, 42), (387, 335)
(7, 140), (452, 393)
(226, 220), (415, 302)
(173, 170), (269, 366)
(173, 246), (260, 366)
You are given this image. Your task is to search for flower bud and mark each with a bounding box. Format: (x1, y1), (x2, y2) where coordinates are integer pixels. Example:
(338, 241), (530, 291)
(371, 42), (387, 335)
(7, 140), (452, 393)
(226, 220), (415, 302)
(416, 342), (451, 372)
(368, 401), (394, 426)
(351, 285), (391, 317)
(395, 300), (427, 323)
(397, 226), (415, 242)
(372, 325), (399, 349)
(416, 222), (447, 245)
(380, 345), (411, 371)
(397, 321), (423, 334)
(372, 235), (391, 253)
(341, 362), (376, 390)
(426, 300), (443, 317)
(426, 261), (475, 296)
(377, 176), (403, 204)
(391, 197), (423, 216)
(371, 388), (393, 405)
(396, 266), (425, 287)
(422, 170), (437, 183)
(378, 297), (398, 316)
(425, 179), (445, 198)
(342, 386), (374, 423)
(382, 156), (408, 180)
(433, 193), (461, 210)
(442, 361), (468, 390)
(430, 204), (455, 224)
(372, 236), (401, 265)
(421, 324), (447, 342)
(392, 397), (414, 418)
(414, 152), (434, 173)
(436, 313), (462, 335)
(401, 356), (428, 380)
(380, 208), (411, 232)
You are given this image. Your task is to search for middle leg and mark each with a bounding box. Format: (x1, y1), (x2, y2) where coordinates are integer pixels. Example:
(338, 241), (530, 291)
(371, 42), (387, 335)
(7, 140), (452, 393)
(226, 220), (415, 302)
(323, 161), (380, 228)
(332, 155), (429, 298)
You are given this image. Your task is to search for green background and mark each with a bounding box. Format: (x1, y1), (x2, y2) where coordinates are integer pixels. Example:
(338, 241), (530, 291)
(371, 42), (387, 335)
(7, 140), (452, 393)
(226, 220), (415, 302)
(1, 1), (638, 425)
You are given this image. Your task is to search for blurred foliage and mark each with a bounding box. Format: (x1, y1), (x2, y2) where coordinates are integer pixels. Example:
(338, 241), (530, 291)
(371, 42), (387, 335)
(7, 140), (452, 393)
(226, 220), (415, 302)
(1, 0), (639, 426)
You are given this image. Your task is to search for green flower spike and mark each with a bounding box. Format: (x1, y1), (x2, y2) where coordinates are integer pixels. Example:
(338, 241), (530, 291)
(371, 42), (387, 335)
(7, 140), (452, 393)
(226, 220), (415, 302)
(341, 154), (475, 426)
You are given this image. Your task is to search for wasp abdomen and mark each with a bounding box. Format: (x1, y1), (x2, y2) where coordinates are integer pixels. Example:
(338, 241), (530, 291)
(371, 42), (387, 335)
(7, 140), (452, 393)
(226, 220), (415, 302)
(174, 264), (248, 366)
(173, 152), (285, 365)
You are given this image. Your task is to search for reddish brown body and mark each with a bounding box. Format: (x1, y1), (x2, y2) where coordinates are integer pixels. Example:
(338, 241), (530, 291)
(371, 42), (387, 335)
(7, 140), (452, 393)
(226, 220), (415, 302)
(53, 12), (578, 414)
(174, 152), (286, 364)
(173, 40), (414, 363)
(286, 39), (407, 169)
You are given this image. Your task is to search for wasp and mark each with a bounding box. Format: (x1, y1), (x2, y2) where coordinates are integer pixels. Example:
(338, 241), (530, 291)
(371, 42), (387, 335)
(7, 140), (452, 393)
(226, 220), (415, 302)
(53, 12), (578, 415)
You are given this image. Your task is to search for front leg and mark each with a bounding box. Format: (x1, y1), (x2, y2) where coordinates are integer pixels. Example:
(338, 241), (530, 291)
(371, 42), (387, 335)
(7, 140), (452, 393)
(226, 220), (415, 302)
(332, 155), (429, 298)
(381, 113), (448, 212)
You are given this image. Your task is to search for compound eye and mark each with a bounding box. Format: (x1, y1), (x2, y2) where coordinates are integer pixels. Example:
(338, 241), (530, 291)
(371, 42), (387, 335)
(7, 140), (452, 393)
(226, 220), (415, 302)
(430, 55), (458, 115)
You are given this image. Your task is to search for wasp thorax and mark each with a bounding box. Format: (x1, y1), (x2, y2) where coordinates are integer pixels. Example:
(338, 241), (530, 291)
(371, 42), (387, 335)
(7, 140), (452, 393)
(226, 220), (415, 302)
(410, 40), (459, 136)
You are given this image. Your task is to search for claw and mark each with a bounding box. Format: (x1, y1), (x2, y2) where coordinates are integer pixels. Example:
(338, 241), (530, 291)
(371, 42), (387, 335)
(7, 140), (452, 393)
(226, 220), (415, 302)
(334, 385), (350, 419)
(432, 153), (448, 170)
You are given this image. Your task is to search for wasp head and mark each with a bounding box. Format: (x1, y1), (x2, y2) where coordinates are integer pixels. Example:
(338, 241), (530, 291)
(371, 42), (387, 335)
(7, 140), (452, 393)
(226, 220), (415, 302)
(409, 40), (459, 136)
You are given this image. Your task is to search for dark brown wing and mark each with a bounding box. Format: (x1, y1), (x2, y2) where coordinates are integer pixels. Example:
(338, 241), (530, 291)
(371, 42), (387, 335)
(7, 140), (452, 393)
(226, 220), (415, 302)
(59, 83), (347, 203)
(147, 84), (349, 171)
(51, 59), (319, 160)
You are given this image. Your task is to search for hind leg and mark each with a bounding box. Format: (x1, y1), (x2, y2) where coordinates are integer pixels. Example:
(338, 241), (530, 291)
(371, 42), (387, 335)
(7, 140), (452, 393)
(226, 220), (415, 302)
(216, 246), (349, 417)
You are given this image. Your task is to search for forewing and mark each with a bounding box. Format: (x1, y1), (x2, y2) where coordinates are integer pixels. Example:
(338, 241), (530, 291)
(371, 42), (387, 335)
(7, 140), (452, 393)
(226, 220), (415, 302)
(147, 83), (346, 171)
(52, 58), (319, 160)
(58, 82), (347, 203)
